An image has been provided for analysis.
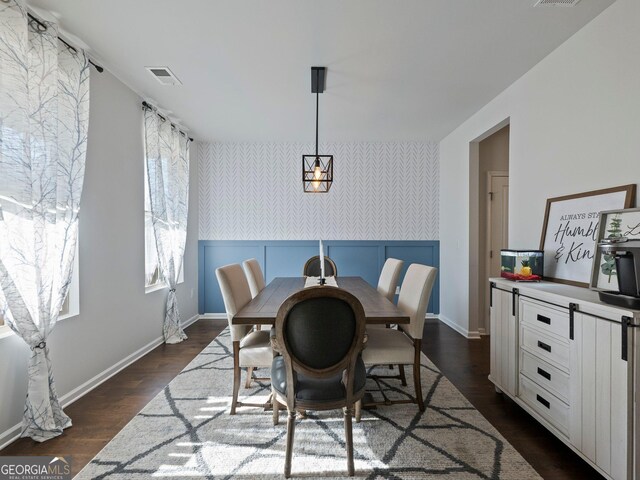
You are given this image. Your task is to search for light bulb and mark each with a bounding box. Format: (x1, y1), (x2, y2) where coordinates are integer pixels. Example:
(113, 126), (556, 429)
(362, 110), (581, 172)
(312, 159), (322, 190)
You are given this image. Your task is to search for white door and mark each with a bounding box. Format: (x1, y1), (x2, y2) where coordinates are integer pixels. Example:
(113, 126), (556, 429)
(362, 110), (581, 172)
(486, 174), (509, 333)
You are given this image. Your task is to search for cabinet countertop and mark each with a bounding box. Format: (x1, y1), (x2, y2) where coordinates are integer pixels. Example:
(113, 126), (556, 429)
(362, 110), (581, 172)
(489, 277), (640, 321)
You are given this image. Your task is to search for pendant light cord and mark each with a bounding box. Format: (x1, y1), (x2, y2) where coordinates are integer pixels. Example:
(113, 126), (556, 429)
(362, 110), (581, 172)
(315, 69), (319, 157)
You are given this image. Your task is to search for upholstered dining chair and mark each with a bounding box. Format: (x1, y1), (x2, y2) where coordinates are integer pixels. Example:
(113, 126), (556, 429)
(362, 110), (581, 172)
(362, 263), (437, 412)
(215, 263), (273, 414)
(371, 258), (405, 334)
(242, 258), (265, 299)
(303, 255), (337, 277)
(270, 286), (366, 477)
(377, 258), (404, 302)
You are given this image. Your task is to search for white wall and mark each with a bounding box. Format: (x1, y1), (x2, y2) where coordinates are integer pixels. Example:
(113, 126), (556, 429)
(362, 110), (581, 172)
(439, 0), (640, 336)
(198, 142), (439, 240)
(0, 69), (199, 445)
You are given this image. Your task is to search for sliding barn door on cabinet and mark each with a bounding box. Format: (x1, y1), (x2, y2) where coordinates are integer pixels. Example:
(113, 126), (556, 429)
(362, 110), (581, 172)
(569, 313), (631, 480)
(489, 285), (518, 396)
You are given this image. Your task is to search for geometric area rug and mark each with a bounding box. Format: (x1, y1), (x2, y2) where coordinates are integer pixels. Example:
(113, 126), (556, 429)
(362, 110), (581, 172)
(76, 328), (541, 479)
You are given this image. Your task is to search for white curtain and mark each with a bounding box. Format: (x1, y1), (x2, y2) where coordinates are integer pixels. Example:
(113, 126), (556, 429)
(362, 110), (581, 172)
(0, 1), (90, 441)
(144, 108), (190, 344)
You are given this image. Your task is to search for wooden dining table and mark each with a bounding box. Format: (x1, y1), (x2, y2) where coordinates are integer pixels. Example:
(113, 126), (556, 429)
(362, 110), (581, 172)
(233, 276), (409, 325)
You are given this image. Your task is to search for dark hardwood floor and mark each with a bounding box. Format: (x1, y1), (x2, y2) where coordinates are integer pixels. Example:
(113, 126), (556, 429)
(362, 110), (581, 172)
(421, 318), (604, 480)
(1, 317), (603, 479)
(0, 320), (226, 477)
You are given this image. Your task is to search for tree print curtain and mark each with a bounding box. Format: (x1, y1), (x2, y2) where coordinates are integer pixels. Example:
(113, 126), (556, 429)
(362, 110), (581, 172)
(144, 108), (190, 344)
(0, 1), (90, 442)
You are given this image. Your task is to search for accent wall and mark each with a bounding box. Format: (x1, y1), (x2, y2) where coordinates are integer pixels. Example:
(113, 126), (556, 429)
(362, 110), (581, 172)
(197, 142), (439, 240)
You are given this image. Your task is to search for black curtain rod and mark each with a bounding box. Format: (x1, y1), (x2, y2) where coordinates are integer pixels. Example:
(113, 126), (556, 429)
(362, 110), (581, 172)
(142, 101), (194, 142)
(27, 13), (104, 73)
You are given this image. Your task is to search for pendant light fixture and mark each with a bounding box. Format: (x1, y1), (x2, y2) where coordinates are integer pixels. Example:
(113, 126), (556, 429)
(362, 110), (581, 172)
(302, 66), (333, 193)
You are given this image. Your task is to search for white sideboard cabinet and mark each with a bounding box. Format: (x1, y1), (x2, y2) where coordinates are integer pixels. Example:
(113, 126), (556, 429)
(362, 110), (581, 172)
(488, 278), (640, 480)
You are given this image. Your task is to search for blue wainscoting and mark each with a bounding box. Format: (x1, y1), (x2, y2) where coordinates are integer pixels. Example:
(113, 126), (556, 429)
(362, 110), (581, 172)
(198, 240), (439, 315)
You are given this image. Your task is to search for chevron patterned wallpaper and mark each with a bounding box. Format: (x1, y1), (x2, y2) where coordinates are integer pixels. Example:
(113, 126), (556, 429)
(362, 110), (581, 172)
(197, 142), (439, 240)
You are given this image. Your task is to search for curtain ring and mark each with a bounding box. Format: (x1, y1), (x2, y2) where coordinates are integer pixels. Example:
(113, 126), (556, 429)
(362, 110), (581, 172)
(169, 288), (176, 293)
(34, 341), (46, 350)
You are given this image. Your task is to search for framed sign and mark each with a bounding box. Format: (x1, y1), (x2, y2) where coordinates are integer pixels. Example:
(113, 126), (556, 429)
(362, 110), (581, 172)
(590, 207), (640, 292)
(540, 185), (635, 287)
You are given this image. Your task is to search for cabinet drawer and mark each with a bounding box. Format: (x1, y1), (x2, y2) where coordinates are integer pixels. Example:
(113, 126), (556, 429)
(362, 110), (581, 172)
(520, 375), (569, 436)
(521, 299), (570, 340)
(520, 349), (569, 403)
(521, 327), (570, 372)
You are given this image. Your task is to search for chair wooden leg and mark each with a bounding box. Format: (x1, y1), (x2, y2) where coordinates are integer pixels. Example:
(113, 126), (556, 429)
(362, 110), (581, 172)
(285, 409), (296, 478)
(245, 367), (254, 388)
(344, 406), (355, 476)
(231, 341), (241, 415)
(385, 324), (394, 369)
(355, 400), (362, 423)
(414, 340), (425, 412)
(272, 393), (280, 426)
(399, 364), (407, 386)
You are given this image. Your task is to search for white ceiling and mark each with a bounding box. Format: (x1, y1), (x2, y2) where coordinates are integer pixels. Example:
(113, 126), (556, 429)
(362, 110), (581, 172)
(29, 0), (614, 143)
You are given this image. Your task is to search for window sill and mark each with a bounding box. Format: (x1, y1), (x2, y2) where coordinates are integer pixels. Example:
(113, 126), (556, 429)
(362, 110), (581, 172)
(0, 325), (13, 340)
(145, 279), (184, 294)
(0, 311), (79, 342)
(145, 283), (167, 294)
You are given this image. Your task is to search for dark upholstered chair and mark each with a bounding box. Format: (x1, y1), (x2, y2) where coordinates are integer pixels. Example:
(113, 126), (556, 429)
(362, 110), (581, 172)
(271, 287), (366, 477)
(302, 255), (338, 277)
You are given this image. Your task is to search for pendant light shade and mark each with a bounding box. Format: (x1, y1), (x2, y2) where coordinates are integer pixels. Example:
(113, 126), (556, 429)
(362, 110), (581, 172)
(303, 67), (333, 193)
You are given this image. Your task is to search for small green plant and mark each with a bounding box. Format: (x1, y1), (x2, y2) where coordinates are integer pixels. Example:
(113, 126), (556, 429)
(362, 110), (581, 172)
(601, 214), (623, 282)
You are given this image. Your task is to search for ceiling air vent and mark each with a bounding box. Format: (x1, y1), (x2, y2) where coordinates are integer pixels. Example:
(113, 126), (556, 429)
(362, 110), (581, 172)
(534, 0), (581, 6)
(145, 66), (182, 86)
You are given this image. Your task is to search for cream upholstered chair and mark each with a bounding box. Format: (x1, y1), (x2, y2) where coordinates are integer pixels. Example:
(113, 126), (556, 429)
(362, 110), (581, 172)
(362, 263), (437, 412)
(377, 258), (404, 302)
(371, 258), (405, 333)
(216, 263), (273, 414)
(242, 258), (265, 299)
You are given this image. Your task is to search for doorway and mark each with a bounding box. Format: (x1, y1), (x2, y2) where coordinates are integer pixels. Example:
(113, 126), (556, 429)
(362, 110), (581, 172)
(468, 123), (509, 336)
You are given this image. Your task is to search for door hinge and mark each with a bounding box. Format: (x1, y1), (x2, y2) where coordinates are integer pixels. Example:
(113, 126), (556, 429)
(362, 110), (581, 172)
(489, 192), (494, 201)
(489, 250), (493, 259)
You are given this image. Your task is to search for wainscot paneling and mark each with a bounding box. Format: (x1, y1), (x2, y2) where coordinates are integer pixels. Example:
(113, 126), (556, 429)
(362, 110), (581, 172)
(199, 240), (439, 314)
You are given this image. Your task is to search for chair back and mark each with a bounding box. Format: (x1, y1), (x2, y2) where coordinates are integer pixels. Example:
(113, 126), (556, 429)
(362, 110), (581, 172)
(215, 263), (253, 341)
(242, 258), (265, 298)
(377, 258), (404, 302)
(275, 287), (365, 405)
(397, 264), (437, 340)
(303, 255), (338, 277)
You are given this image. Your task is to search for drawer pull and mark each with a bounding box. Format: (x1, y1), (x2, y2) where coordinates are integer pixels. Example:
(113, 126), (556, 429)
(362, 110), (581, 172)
(536, 394), (550, 409)
(537, 367), (551, 381)
(536, 395), (551, 408)
(536, 314), (551, 325)
(537, 340), (551, 352)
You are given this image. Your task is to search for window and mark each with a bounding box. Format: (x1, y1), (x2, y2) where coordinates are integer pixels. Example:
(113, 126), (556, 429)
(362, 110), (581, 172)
(144, 160), (160, 289)
(144, 157), (183, 291)
(0, 247), (78, 338)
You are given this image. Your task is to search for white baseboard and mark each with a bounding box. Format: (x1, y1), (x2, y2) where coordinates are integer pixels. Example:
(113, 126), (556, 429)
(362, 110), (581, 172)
(436, 314), (481, 339)
(0, 314), (200, 451)
(200, 313), (227, 320)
